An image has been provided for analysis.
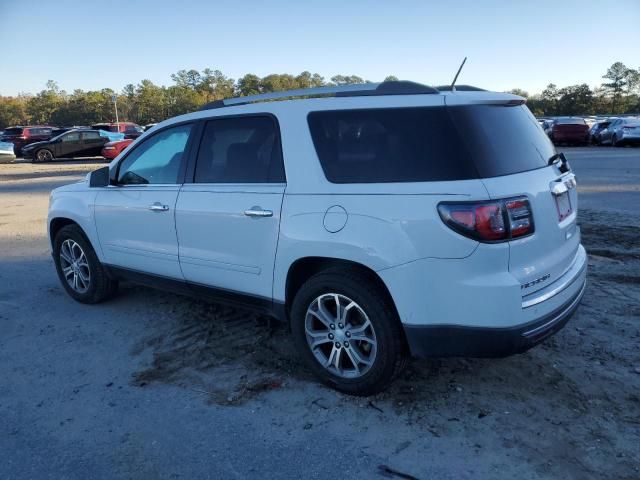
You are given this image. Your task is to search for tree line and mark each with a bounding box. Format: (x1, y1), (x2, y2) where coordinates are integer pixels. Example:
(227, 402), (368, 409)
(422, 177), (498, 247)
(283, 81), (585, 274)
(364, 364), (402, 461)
(0, 62), (638, 129)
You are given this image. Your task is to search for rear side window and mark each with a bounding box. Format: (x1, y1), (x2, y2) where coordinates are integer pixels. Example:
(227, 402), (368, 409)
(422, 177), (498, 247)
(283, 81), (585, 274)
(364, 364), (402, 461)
(27, 128), (52, 136)
(194, 116), (285, 183)
(307, 108), (476, 183)
(447, 105), (553, 178)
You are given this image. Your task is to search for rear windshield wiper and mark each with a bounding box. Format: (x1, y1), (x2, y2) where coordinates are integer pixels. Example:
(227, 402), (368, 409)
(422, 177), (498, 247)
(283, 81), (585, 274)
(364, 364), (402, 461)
(548, 152), (570, 173)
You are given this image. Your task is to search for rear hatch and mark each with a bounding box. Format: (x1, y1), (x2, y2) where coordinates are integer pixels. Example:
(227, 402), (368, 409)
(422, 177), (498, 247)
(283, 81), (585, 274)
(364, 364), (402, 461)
(553, 119), (588, 138)
(1, 127), (23, 141)
(447, 102), (580, 298)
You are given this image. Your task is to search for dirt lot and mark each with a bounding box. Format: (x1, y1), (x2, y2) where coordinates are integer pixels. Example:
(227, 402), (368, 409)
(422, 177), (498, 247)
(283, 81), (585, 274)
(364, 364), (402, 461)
(1, 149), (639, 479)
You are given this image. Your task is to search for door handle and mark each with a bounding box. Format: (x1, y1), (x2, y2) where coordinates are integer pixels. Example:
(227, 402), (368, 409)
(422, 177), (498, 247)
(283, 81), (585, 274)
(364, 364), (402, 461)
(148, 202), (169, 212)
(244, 207), (273, 218)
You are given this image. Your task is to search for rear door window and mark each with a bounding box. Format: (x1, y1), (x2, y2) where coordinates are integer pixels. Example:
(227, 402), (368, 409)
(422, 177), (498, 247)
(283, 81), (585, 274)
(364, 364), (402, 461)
(307, 107), (476, 183)
(194, 116), (285, 183)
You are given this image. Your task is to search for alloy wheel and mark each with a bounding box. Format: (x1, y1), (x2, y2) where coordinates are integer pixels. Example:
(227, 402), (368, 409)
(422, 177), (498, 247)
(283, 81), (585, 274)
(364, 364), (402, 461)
(304, 293), (377, 379)
(36, 149), (52, 162)
(59, 239), (90, 293)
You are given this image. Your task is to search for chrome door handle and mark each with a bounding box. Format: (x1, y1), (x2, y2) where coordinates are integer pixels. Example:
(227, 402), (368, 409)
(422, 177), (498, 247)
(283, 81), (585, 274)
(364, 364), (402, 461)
(149, 202), (169, 212)
(244, 208), (273, 218)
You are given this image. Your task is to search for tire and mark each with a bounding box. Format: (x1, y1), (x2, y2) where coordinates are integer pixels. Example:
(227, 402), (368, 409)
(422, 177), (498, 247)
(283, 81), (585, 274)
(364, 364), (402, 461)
(290, 267), (408, 395)
(33, 148), (54, 163)
(53, 224), (118, 304)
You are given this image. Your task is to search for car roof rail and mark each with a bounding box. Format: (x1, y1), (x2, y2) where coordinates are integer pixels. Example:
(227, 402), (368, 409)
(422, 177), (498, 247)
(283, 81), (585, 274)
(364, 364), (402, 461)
(199, 80), (440, 110)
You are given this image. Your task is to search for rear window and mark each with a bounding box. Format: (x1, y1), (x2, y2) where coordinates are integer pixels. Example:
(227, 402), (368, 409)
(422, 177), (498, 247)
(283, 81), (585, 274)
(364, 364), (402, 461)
(307, 108), (476, 183)
(2, 127), (24, 135)
(307, 105), (553, 183)
(448, 105), (553, 178)
(555, 118), (586, 125)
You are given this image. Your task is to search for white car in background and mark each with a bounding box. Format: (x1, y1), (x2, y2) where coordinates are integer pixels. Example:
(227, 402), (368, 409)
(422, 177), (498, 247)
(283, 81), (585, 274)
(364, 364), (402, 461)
(47, 81), (587, 395)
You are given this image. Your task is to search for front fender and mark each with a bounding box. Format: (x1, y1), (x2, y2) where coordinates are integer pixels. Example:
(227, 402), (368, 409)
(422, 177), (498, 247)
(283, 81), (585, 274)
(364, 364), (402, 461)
(48, 188), (103, 260)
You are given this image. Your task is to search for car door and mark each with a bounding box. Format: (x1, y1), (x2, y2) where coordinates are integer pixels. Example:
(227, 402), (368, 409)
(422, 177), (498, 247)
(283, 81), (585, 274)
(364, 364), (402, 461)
(56, 131), (82, 157)
(80, 130), (106, 156)
(175, 115), (286, 301)
(94, 123), (194, 279)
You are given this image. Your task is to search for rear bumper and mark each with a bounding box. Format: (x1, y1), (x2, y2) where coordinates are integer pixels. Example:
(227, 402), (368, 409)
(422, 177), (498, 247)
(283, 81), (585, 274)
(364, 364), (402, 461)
(0, 152), (16, 163)
(403, 277), (585, 358)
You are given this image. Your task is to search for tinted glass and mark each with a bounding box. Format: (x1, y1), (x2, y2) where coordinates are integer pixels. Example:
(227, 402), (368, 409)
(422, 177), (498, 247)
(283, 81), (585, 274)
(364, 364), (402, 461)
(82, 131), (101, 140)
(62, 132), (80, 142)
(308, 108), (476, 183)
(195, 116), (285, 183)
(555, 118), (586, 125)
(118, 124), (191, 185)
(448, 105), (553, 178)
(3, 128), (24, 135)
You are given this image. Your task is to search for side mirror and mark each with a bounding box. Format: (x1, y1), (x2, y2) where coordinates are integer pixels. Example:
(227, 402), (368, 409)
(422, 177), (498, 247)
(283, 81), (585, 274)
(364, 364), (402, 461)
(89, 166), (110, 187)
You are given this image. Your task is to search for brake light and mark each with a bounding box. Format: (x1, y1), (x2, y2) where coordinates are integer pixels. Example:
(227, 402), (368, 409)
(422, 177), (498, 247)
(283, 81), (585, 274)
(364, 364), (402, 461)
(438, 197), (534, 242)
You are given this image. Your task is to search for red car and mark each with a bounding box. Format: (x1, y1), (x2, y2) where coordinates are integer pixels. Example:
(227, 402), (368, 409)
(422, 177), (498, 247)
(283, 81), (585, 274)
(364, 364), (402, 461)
(549, 117), (590, 146)
(0, 126), (54, 154)
(101, 138), (133, 159)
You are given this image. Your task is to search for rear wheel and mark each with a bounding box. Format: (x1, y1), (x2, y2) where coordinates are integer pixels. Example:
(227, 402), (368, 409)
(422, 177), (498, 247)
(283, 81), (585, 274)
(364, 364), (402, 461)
(34, 148), (54, 163)
(53, 224), (118, 303)
(291, 268), (407, 395)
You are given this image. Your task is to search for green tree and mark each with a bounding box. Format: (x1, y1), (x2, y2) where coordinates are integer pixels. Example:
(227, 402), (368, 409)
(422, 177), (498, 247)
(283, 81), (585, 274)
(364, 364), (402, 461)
(602, 62), (634, 113)
(330, 75), (367, 85)
(556, 84), (593, 115)
(237, 74), (262, 96)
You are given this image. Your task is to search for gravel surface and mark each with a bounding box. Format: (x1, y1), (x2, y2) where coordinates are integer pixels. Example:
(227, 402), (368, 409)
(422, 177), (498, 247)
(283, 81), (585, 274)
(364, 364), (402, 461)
(1, 149), (639, 479)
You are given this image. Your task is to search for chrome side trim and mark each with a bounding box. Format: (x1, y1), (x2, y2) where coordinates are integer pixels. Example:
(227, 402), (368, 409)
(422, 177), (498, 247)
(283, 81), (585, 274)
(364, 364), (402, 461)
(522, 247), (587, 309)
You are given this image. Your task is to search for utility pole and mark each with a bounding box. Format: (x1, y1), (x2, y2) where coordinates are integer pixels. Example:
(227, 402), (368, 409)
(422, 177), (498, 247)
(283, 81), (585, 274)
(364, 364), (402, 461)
(112, 94), (119, 126)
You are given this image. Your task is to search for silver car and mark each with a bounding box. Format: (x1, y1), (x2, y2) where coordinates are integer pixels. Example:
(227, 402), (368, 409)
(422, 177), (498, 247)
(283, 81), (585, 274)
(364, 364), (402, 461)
(0, 141), (16, 163)
(599, 117), (640, 146)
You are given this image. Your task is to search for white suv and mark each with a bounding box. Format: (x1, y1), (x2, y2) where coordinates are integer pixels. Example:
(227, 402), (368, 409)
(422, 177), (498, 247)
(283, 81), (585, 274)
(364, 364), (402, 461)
(48, 81), (587, 395)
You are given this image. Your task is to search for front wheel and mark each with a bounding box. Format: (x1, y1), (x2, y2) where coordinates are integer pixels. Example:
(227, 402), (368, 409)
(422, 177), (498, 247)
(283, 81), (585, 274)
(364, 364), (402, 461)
(34, 148), (54, 163)
(53, 224), (118, 303)
(291, 268), (407, 395)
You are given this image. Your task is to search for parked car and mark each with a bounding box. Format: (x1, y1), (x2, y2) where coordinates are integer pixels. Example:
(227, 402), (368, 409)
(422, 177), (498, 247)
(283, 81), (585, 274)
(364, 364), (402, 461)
(589, 120), (612, 145)
(47, 81), (586, 395)
(0, 141), (16, 163)
(143, 123), (157, 132)
(91, 122), (144, 140)
(598, 117), (640, 146)
(0, 126), (54, 154)
(548, 117), (590, 145)
(101, 138), (133, 160)
(22, 129), (109, 162)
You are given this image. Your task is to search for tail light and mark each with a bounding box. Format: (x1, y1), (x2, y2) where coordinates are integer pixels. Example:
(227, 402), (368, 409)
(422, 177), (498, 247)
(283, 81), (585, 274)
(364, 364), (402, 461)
(438, 196), (534, 242)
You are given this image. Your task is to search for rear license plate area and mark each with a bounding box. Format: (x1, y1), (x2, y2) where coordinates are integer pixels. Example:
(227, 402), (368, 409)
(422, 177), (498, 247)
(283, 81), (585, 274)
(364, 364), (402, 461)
(555, 191), (572, 221)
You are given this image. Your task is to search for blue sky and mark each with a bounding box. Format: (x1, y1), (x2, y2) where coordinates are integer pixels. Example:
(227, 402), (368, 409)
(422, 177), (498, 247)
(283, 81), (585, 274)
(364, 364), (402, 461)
(1, 0), (638, 96)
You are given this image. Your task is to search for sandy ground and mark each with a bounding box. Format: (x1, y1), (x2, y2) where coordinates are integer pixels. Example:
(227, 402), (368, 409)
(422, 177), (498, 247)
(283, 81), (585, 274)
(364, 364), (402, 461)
(1, 149), (639, 479)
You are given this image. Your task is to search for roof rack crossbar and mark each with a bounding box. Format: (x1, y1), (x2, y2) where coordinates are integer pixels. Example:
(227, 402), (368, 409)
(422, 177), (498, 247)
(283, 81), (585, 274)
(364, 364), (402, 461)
(200, 81), (440, 110)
